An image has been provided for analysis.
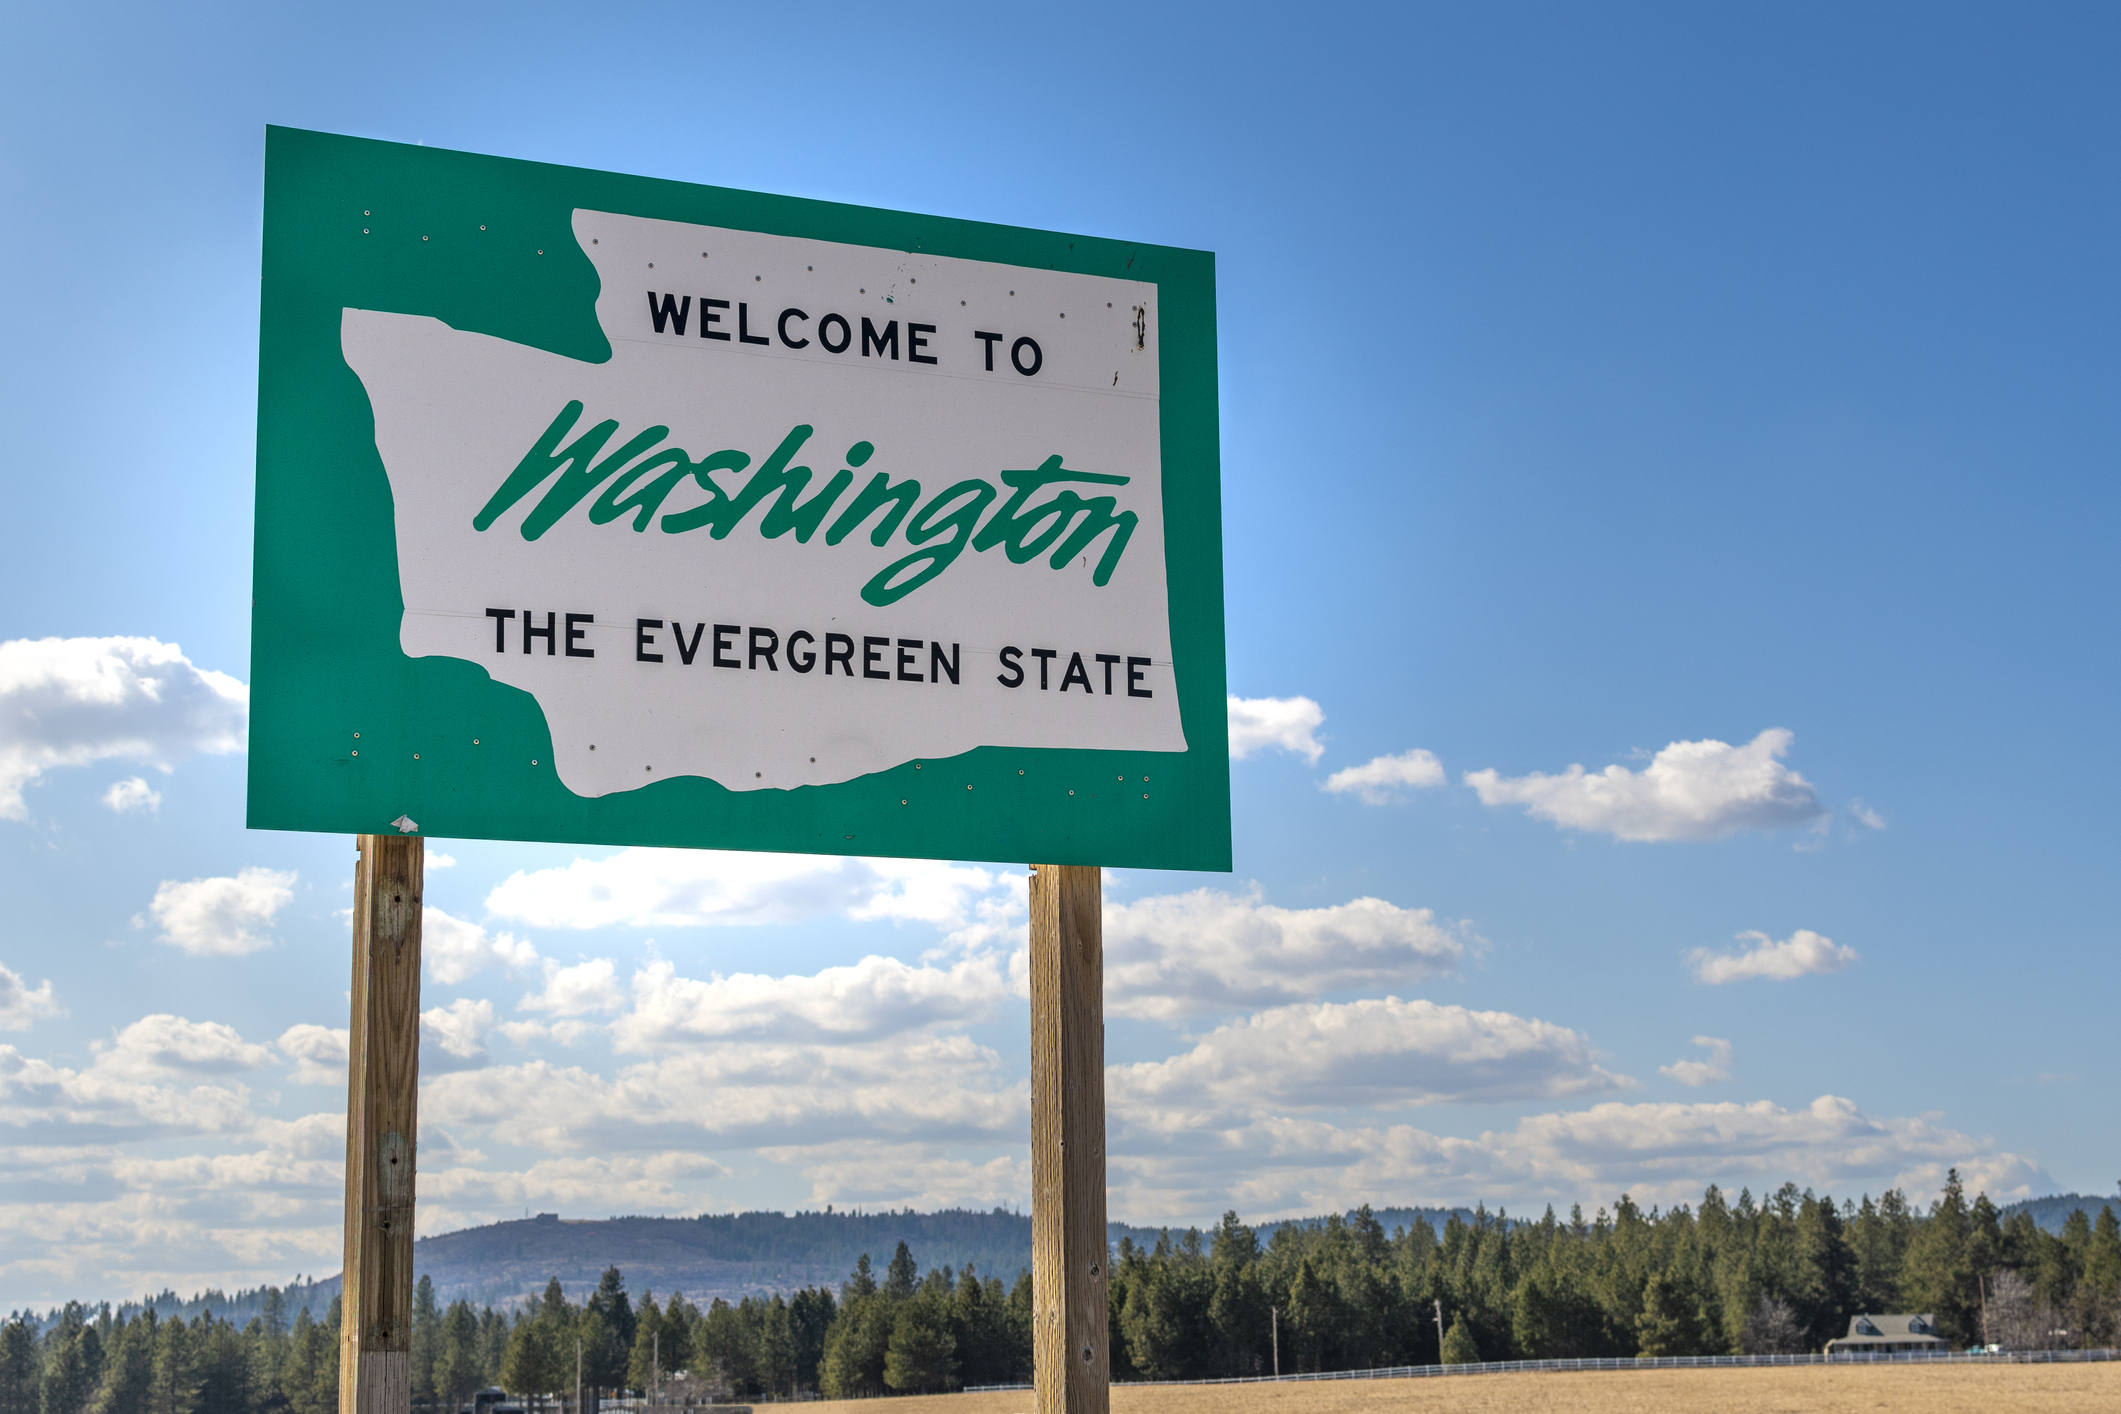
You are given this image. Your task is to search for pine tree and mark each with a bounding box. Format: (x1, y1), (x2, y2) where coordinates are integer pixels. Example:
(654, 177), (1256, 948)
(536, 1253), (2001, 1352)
(90, 1313), (154, 1414)
(191, 1316), (252, 1414)
(436, 1301), (483, 1414)
(625, 1294), (663, 1395)
(788, 1287), (836, 1391)
(1635, 1269), (1700, 1357)
(882, 1299), (955, 1394)
(819, 1295), (891, 1399)
(885, 1243), (919, 1301)
(657, 1293), (695, 1374)
(281, 1307), (319, 1414)
(499, 1314), (560, 1407)
(39, 1305), (100, 1414)
(2081, 1205), (2121, 1346)
(410, 1275), (440, 1403)
(1902, 1169), (1979, 1344)
(0, 1320), (35, 1414)
(1438, 1317), (1480, 1365)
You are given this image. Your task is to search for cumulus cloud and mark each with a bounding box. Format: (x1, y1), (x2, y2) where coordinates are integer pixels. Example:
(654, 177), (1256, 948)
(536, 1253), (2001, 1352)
(1227, 695), (1325, 764)
(1112, 999), (1631, 1125)
(1690, 929), (1857, 984)
(0, 636), (248, 819)
(423, 907), (539, 985)
(615, 954), (1010, 1051)
(425, 849), (458, 870)
(1660, 1036), (1733, 1087)
(756, 1141), (1030, 1210)
(1851, 800), (1887, 831)
(101, 777), (161, 814)
(1107, 1094), (2050, 1222)
(419, 1151), (727, 1234)
(422, 999), (497, 1068)
(520, 959), (625, 1017)
(1102, 888), (1468, 1020)
(278, 1024), (349, 1085)
(1322, 749), (1445, 805)
(147, 868), (296, 956)
(95, 1015), (275, 1079)
(421, 1031), (1024, 1152)
(0, 1017), (272, 1149)
(0, 963), (63, 1031)
(485, 849), (1005, 933)
(1464, 728), (1827, 842)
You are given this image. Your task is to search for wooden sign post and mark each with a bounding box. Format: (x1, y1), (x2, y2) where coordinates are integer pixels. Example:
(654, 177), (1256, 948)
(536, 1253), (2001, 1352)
(1028, 864), (1108, 1414)
(340, 834), (424, 1414)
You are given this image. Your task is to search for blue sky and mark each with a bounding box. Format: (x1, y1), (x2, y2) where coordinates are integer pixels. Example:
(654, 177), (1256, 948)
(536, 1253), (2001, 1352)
(1, 1), (2116, 1307)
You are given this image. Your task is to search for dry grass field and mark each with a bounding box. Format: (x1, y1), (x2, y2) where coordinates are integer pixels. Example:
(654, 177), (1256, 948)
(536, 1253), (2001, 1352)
(799, 1361), (2120, 1414)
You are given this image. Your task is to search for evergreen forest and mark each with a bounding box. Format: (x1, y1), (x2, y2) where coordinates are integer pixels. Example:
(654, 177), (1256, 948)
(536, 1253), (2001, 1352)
(4, 1173), (2118, 1412)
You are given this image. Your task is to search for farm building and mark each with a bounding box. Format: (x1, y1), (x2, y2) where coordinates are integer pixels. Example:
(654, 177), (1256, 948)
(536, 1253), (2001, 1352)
(1825, 1313), (1947, 1354)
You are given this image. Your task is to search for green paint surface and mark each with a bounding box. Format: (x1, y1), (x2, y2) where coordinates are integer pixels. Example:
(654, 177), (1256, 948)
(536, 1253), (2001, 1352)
(249, 127), (1230, 869)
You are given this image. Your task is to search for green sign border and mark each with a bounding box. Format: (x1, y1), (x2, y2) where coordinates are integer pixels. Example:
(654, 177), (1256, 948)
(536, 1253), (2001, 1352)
(249, 127), (1231, 870)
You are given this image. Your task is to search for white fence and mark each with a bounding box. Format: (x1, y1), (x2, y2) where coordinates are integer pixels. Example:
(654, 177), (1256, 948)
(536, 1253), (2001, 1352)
(963, 1345), (2118, 1391)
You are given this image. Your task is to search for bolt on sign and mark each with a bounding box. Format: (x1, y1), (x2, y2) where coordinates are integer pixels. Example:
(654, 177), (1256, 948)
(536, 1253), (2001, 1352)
(250, 127), (1230, 869)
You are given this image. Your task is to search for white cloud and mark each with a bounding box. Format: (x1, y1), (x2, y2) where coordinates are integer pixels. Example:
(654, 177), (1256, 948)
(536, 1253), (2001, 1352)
(1851, 799), (1887, 831)
(1690, 929), (1856, 984)
(277, 1024), (349, 1085)
(95, 1015), (275, 1079)
(101, 777), (161, 814)
(484, 849), (1004, 932)
(1464, 728), (1827, 841)
(520, 958), (625, 1017)
(1102, 888), (1468, 1020)
(1106, 1094), (2050, 1222)
(421, 1030), (1025, 1153)
(1111, 999), (1631, 1125)
(615, 954), (1009, 1051)
(0, 963), (62, 1031)
(424, 849), (458, 870)
(1322, 749), (1445, 804)
(147, 867), (296, 956)
(0, 1017), (273, 1152)
(1227, 695), (1325, 764)
(418, 1151), (727, 1235)
(756, 1141), (1030, 1211)
(0, 1042), (258, 1141)
(423, 907), (539, 985)
(0, 636), (248, 819)
(1660, 1036), (1732, 1087)
(422, 999), (497, 1067)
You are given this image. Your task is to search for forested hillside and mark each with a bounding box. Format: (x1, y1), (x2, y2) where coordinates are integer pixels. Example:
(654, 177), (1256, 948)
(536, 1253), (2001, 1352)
(5, 1174), (2118, 1411)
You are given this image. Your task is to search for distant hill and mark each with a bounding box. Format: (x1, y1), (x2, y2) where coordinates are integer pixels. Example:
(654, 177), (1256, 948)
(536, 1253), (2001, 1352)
(1999, 1193), (2119, 1234)
(390, 1204), (1478, 1313)
(8, 1202), (1504, 1327)
(38, 1195), (2113, 1330)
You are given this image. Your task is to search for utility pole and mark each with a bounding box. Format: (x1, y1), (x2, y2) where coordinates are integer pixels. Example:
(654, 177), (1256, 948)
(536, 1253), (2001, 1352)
(575, 1334), (583, 1414)
(1270, 1306), (1279, 1376)
(1433, 1298), (1446, 1361)
(652, 1329), (659, 1407)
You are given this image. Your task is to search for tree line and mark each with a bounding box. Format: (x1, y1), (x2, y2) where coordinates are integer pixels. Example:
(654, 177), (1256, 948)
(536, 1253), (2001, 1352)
(5, 1173), (2117, 1411)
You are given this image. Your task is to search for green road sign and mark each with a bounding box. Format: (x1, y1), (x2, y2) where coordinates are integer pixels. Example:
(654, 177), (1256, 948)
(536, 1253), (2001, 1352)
(249, 128), (1230, 869)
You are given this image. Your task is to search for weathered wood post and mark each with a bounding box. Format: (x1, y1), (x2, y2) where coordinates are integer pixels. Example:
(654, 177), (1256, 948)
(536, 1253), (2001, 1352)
(340, 833), (424, 1414)
(1028, 864), (1108, 1414)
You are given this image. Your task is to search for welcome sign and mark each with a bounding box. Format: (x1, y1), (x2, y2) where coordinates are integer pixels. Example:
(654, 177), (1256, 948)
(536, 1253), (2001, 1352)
(250, 129), (1230, 869)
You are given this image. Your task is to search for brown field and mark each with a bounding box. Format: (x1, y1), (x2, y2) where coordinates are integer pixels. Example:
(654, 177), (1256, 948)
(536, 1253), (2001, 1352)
(798, 1361), (2120, 1414)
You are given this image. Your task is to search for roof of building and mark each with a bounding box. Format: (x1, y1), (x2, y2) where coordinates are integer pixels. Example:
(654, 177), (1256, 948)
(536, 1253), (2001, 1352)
(1827, 1313), (1945, 1347)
